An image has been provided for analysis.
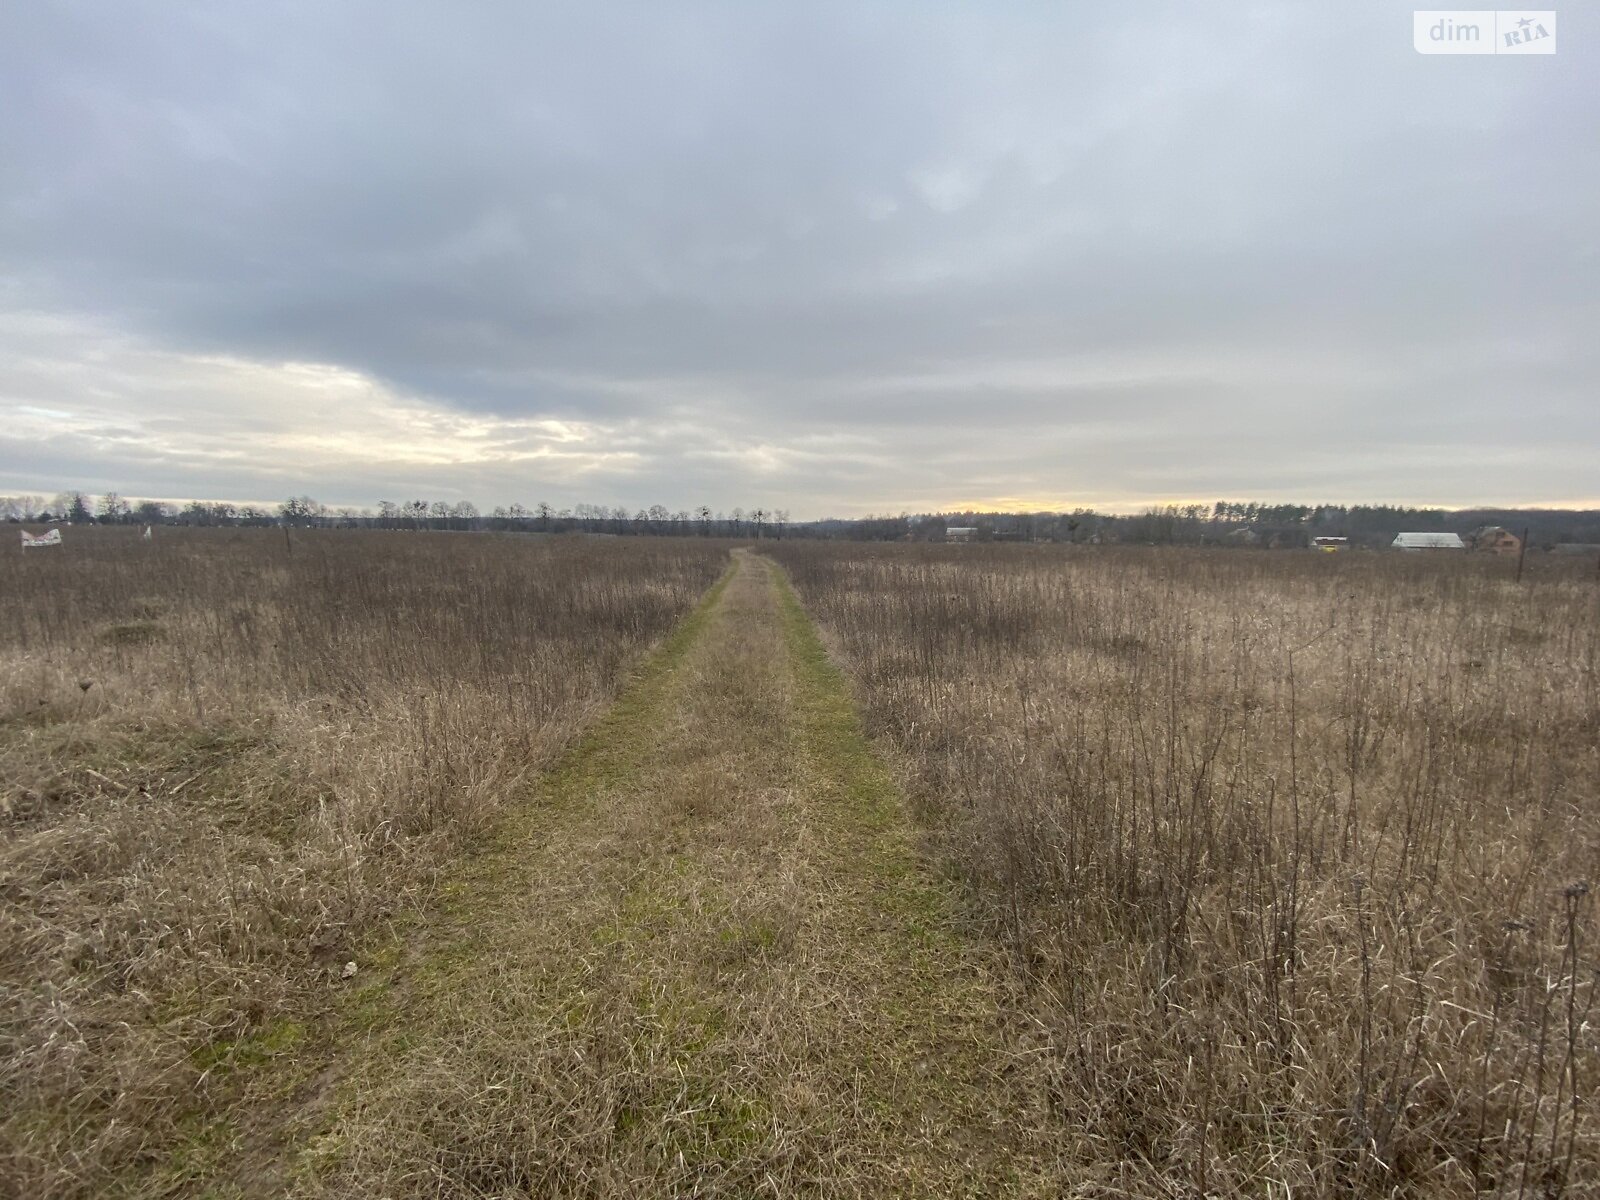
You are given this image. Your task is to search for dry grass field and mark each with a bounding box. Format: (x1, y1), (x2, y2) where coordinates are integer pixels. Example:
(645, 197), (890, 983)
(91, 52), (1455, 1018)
(767, 542), (1599, 1196)
(293, 551), (1053, 1198)
(4, 530), (1596, 1198)
(0, 527), (725, 1197)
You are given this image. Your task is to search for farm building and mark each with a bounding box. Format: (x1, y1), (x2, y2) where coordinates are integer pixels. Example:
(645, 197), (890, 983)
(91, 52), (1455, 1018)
(1392, 532), (1466, 551)
(1312, 536), (1348, 552)
(1466, 526), (1522, 556)
(945, 526), (978, 543)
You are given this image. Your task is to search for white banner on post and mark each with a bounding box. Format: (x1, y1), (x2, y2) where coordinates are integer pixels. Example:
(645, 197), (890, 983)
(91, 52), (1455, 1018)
(21, 529), (62, 548)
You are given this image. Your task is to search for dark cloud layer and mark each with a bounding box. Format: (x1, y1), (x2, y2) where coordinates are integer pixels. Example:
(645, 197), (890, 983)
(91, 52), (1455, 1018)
(2, 2), (1596, 514)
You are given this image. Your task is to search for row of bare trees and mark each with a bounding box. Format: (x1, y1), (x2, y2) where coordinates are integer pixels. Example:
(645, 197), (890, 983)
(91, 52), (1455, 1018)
(3, 491), (792, 539)
(23, 487), (1593, 548)
(381, 500), (791, 538)
(2, 492), (356, 528)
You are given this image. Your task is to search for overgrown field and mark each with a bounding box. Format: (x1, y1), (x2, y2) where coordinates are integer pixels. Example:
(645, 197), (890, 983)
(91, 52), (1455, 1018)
(7, 530), (1597, 1197)
(0, 528), (726, 1198)
(768, 543), (1599, 1197)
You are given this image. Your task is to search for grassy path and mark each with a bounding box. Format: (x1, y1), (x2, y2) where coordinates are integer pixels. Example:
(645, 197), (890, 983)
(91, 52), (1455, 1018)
(294, 551), (1054, 1197)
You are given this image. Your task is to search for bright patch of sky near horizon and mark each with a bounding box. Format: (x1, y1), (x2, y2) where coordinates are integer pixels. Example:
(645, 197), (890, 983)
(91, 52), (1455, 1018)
(1, 2), (1595, 517)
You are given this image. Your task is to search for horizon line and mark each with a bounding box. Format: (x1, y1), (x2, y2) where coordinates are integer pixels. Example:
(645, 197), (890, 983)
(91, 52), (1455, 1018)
(8, 486), (1600, 523)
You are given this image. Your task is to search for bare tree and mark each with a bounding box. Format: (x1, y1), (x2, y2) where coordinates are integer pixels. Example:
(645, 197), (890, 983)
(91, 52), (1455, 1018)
(96, 492), (130, 524)
(1, 495), (44, 521)
(279, 496), (324, 527)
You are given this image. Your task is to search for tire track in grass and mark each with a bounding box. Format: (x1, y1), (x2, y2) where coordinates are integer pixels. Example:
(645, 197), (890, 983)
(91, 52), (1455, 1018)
(285, 551), (1054, 1198)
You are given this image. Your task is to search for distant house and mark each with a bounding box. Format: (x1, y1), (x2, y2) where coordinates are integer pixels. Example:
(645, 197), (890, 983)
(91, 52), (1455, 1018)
(1466, 526), (1522, 556)
(1392, 532), (1466, 551)
(1311, 536), (1349, 552)
(1226, 527), (1260, 546)
(945, 526), (978, 544)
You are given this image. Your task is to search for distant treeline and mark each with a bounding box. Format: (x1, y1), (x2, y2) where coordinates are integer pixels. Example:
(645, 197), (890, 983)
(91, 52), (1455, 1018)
(3, 492), (795, 539)
(8, 492), (1600, 549)
(874, 504), (1600, 549)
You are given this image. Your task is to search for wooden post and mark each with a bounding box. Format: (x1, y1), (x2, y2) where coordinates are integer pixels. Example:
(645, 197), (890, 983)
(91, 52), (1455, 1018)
(1515, 526), (1528, 583)
(283, 524), (292, 555)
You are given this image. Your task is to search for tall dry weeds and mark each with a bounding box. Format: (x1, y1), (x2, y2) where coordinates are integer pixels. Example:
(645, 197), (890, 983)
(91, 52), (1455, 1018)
(0, 527), (725, 1198)
(769, 542), (1599, 1197)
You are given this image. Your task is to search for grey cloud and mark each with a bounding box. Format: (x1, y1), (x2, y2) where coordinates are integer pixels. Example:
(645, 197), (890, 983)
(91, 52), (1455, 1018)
(1, 2), (1596, 514)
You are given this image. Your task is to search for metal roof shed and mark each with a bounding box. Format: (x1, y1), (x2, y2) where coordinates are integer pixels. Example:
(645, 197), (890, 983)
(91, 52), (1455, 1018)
(1392, 532), (1466, 550)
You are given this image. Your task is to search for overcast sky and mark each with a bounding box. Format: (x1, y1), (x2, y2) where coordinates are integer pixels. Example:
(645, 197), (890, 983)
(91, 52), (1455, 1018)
(1, 3), (1595, 517)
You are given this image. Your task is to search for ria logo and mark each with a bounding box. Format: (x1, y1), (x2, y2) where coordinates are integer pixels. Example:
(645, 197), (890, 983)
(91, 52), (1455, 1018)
(1502, 13), (1553, 47)
(1414, 10), (1557, 53)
